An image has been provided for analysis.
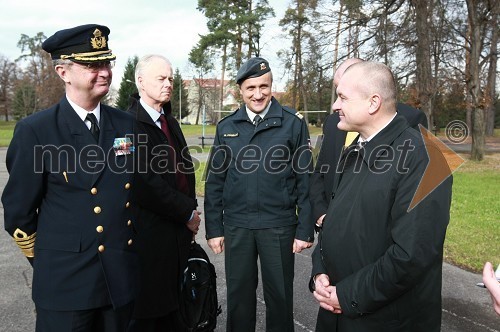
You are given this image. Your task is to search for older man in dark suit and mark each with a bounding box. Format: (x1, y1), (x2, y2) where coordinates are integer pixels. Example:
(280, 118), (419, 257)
(126, 54), (201, 332)
(2, 24), (138, 331)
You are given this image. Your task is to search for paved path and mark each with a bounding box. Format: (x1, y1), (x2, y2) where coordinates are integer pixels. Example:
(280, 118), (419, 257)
(0, 147), (498, 331)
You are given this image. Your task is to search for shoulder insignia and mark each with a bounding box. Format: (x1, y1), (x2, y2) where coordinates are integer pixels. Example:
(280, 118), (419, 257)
(281, 106), (303, 120)
(219, 109), (238, 123)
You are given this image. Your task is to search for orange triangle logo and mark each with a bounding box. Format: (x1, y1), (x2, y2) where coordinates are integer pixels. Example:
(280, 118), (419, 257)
(408, 125), (465, 211)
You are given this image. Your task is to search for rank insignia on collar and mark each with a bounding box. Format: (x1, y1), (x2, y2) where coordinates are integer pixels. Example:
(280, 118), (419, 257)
(260, 63), (267, 71)
(223, 133), (239, 137)
(295, 112), (304, 119)
(90, 29), (107, 50)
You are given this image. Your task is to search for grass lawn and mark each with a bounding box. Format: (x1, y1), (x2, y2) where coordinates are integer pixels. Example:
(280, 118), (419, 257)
(178, 124), (216, 137)
(0, 121), (16, 147)
(195, 161), (208, 197)
(444, 154), (500, 272)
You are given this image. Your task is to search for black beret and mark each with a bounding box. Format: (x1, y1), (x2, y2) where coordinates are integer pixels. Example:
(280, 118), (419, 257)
(236, 57), (271, 85)
(42, 24), (116, 63)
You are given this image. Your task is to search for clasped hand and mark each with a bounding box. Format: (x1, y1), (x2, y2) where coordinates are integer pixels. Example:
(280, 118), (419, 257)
(313, 274), (343, 314)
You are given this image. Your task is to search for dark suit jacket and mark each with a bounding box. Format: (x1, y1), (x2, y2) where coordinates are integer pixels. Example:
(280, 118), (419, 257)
(313, 115), (452, 331)
(2, 96), (138, 311)
(310, 103), (428, 222)
(127, 95), (196, 318)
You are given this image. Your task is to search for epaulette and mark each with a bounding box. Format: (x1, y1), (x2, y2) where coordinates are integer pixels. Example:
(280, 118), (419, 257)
(282, 106), (304, 121)
(218, 109), (238, 123)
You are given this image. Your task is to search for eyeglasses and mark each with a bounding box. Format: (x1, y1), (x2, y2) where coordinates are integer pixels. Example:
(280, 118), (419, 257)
(69, 61), (115, 72)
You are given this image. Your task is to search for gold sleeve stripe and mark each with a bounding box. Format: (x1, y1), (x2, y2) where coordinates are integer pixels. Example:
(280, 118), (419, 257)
(13, 228), (36, 258)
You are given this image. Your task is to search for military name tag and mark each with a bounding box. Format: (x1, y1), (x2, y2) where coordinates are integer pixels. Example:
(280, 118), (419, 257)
(223, 133), (239, 137)
(113, 137), (134, 156)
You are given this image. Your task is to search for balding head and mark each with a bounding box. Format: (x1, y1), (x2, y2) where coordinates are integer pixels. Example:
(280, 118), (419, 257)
(333, 58), (363, 87)
(333, 61), (397, 138)
(342, 61), (397, 113)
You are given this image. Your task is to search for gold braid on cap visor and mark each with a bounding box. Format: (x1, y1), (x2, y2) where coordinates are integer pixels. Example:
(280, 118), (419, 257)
(60, 50), (116, 61)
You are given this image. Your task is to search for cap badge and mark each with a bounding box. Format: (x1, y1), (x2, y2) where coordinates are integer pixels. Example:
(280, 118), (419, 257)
(260, 62), (267, 71)
(90, 29), (107, 50)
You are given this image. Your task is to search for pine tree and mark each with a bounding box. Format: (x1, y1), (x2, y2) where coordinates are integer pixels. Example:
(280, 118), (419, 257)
(12, 82), (36, 120)
(170, 68), (190, 121)
(115, 55), (139, 110)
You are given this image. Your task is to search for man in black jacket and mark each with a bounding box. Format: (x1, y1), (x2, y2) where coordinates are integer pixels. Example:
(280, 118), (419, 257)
(126, 54), (201, 332)
(310, 61), (452, 331)
(310, 58), (428, 228)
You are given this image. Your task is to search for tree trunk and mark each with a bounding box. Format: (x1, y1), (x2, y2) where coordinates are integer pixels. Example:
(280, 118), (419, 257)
(317, 66), (323, 126)
(330, 2), (344, 113)
(296, 1), (308, 123)
(219, 44), (228, 123)
(247, 0), (253, 58)
(465, 20), (473, 129)
(485, 2), (498, 136)
(195, 79), (202, 125)
(236, 26), (243, 69)
(466, 0), (485, 160)
(381, 9), (389, 65)
(411, 0), (434, 129)
(292, 36), (299, 110)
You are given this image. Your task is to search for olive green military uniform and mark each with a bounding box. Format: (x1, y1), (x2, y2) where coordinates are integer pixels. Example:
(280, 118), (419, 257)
(205, 96), (314, 331)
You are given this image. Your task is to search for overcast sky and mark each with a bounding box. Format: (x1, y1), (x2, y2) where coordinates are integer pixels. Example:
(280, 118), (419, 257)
(0, 0), (290, 90)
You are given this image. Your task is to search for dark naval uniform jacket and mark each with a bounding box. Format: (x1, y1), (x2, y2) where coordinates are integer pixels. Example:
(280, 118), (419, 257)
(205, 97), (314, 242)
(1, 96), (138, 311)
(311, 115), (452, 331)
(127, 95), (196, 318)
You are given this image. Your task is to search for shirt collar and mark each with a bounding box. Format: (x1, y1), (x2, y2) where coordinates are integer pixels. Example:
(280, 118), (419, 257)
(140, 98), (162, 123)
(67, 95), (100, 123)
(359, 112), (398, 144)
(246, 100), (272, 122)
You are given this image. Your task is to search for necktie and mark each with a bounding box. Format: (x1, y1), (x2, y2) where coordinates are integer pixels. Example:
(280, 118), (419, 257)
(158, 114), (189, 195)
(85, 113), (99, 142)
(158, 113), (170, 139)
(356, 140), (367, 151)
(253, 114), (263, 127)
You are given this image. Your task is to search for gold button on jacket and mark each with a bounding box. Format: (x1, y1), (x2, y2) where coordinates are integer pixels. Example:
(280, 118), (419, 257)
(90, 188), (98, 195)
(98, 245), (105, 252)
(94, 206), (102, 214)
(96, 226), (104, 233)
